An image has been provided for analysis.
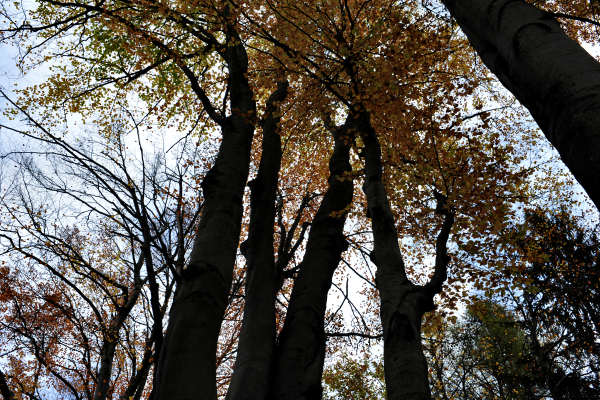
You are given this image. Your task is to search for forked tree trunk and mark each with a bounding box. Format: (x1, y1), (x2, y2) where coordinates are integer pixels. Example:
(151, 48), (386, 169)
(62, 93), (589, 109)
(226, 80), (288, 400)
(357, 110), (454, 400)
(154, 37), (256, 400)
(120, 343), (153, 400)
(441, 0), (600, 210)
(269, 119), (354, 400)
(358, 112), (431, 400)
(94, 336), (118, 400)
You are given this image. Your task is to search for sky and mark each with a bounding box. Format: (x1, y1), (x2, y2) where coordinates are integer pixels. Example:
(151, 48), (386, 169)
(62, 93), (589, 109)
(1, 4), (600, 397)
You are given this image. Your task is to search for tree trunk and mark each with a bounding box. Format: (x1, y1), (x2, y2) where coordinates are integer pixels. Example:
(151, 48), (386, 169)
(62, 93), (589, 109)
(226, 81), (288, 400)
(154, 36), (256, 400)
(270, 119), (354, 400)
(441, 0), (600, 210)
(93, 336), (118, 400)
(94, 284), (144, 400)
(358, 111), (433, 400)
(120, 344), (153, 400)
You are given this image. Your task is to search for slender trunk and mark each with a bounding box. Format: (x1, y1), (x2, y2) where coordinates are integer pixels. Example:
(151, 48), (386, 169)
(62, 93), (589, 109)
(154, 33), (256, 400)
(270, 119), (354, 400)
(441, 0), (600, 210)
(139, 232), (163, 391)
(124, 280), (173, 400)
(93, 285), (143, 400)
(357, 111), (453, 400)
(226, 80), (288, 400)
(93, 336), (118, 400)
(120, 344), (152, 400)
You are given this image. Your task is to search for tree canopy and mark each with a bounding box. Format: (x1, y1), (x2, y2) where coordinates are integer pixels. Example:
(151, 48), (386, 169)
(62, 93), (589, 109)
(0, 0), (599, 399)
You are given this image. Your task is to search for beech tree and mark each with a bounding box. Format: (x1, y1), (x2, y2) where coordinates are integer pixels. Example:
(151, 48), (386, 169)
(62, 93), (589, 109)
(440, 0), (600, 210)
(0, 1), (597, 399)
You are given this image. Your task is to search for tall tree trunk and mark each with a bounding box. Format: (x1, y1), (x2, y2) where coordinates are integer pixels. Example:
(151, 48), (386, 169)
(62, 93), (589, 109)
(357, 111), (453, 400)
(226, 80), (288, 400)
(270, 118), (354, 400)
(358, 111), (431, 400)
(154, 34), (256, 400)
(441, 0), (600, 210)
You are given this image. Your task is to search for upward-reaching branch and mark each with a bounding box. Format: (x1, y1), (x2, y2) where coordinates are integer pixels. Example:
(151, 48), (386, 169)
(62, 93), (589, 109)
(425, 191), (455, 297)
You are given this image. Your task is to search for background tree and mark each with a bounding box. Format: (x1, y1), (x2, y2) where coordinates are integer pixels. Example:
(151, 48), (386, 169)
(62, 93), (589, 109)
(322, 351), (386, 400)
(503, 209), (600, 399)
(424, 206), (600, 400)
(0, 100), (200, 399)
(425, 302), (538, 400)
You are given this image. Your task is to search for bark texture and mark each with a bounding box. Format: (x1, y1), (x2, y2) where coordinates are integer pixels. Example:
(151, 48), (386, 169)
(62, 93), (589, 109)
(357, 111), (454, 400)
(441, 0), (600, 210)
(155, 36), (256, 400)
(226, 80), (288, 400)
(269, 119), (354, 400)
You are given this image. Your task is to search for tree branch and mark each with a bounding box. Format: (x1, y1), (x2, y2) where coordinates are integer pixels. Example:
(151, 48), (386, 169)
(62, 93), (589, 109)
(424, 191), (455, 296)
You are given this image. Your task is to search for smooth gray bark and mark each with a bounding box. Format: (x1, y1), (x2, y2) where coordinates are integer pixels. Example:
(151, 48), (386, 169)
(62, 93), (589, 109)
(270, 119), (354, 400)
(226, 80), (288, 400)
(155, 36), (256, 400)
(441, 0), (600, 210)
(357, 111), (453, 400)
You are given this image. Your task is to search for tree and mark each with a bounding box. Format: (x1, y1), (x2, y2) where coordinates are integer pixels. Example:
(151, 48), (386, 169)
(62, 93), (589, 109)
(322, 351), (386, 400)
(468, 301), (538, 400)
(426, 301), (538, 400)
(504, 209), (600, 399)
(0, 104), (199, 398)
(425, 207), (600, 400)
(440, 0), (600, 210)
(0, 0), (590, 399)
